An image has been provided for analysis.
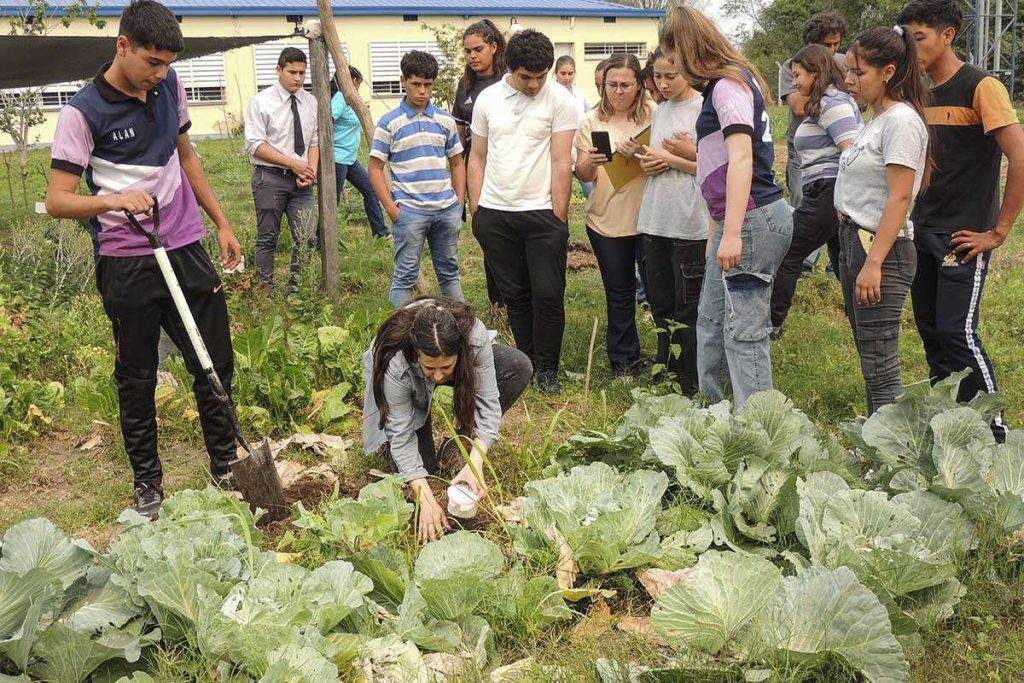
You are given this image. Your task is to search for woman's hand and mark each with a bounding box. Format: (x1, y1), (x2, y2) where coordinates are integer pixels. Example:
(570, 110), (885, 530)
(717, 231), (743, 272)
(638, 145), (670, 176)
(855, 261), (883, 306)
(616, 138), (641, 158)
(409, 479), (450, 542)
(451, 451), (488, 500)
(587, 147), (610, 166)
(663, 132), (697, 161)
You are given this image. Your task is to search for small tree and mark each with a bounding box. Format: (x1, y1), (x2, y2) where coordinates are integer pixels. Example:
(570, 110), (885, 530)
(1, 0), (105, 212)
(421, 22), (464, 112)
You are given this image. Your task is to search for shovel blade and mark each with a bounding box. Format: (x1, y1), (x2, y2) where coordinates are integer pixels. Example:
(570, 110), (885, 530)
(230, 436), (289, 524)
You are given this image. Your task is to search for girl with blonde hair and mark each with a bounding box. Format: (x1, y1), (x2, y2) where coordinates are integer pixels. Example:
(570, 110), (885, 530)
(660, 4), (793, 407)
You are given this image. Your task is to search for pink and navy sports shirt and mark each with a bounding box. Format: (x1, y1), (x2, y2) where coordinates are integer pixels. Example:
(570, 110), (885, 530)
(696, 73), (784, 222)
(50, 64), (206, 257)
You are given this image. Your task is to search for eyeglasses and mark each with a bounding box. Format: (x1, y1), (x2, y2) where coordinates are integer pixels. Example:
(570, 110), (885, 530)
(606, 81), (638, 92)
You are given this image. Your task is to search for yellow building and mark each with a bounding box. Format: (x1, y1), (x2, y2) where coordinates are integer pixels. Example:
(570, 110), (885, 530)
(0, 0), (662, 146)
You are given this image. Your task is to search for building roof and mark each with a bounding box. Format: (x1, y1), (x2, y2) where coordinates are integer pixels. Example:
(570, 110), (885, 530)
(2, 0), (664, 18)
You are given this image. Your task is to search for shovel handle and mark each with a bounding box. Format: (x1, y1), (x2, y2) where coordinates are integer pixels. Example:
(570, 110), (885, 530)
(123, 195), (161, 250)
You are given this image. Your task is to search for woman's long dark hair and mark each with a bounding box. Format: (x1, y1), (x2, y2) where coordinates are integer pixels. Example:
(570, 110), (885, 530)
(329, 65), (363, 96)
(791, 43), (848, 119)
(372, 298), (478, 437)
(848, 25), (932, 187)
(460, 20), (506, 92)
(848, 26), (929, 121)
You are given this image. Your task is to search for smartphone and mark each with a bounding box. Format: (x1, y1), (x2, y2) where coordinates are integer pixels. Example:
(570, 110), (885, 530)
(591, 130), (614, 160)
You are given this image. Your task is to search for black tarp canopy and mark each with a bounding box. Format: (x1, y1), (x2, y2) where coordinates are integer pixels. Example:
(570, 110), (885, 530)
(0, 33), (291, 89)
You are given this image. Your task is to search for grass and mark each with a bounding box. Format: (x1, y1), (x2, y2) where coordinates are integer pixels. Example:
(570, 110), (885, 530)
(1, 110), (1023, 680)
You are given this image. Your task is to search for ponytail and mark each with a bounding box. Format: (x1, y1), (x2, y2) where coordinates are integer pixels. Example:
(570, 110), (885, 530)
(849, 25), (933, 187)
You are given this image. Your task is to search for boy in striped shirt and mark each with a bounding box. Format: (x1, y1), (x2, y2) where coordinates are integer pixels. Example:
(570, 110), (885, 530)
(368, 51), (466, 307)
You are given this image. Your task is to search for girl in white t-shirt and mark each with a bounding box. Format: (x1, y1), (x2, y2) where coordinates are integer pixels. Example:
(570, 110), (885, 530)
(555, 55), (594, 199)
(834, 25), (930, 414)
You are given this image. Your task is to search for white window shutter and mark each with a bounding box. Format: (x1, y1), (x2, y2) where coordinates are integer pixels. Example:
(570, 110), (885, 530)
(176, 53), (227, 103)
(369, 40), (444, 96)
(253, 41), (350, 91)
(583, 42), (648, 61)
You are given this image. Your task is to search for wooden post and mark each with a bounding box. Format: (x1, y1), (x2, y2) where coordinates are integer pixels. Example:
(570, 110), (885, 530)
(307, 21), (340, 296)
(314, 0), (375, 145)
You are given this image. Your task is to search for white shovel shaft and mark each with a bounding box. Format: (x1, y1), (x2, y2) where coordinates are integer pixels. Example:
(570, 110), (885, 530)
(153, 246), (215, 372)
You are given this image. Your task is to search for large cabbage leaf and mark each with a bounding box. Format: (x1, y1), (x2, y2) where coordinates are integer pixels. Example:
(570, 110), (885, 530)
(0, 518), (94, 589)
(796, 473), (955, 601)
(517, 463), (668, 576)
(651, 550), (781, 656)
(758, 566), (910, 683)
(413, 531), (504, 621)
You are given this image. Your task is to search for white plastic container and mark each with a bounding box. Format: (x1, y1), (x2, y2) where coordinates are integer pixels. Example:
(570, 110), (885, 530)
(446, 483), (480, 519)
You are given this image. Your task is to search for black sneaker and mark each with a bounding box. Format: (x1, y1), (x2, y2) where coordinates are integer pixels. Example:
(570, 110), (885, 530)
(612, 359), (649, 381)
(134, 482), (163, 520)
(535, 369), (561, 394)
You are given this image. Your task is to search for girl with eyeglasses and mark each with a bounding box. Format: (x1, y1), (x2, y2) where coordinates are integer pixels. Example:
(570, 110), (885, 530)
(573, 53), (654, 379)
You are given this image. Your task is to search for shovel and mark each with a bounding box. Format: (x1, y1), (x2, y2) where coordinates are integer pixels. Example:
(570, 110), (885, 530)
(123, 197), (288, 523)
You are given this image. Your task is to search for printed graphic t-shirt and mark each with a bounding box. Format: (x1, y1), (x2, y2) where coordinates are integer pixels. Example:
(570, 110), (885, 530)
(696, 74), (784, 222)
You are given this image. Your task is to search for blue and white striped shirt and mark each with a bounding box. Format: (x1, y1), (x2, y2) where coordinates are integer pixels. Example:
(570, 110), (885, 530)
(793, 86), (862, 188)
(369, 99), (464, 213)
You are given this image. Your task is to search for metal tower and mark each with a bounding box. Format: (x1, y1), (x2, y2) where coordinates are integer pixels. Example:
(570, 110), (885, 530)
(960, 0), (1019, 98)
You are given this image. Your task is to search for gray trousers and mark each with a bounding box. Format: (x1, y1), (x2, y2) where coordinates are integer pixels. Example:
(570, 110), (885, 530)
(837, 222), (917, 415)
(251, 165), (316, 287)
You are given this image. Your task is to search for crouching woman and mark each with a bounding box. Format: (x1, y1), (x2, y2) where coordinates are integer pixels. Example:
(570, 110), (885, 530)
(362, 298), (533, 541)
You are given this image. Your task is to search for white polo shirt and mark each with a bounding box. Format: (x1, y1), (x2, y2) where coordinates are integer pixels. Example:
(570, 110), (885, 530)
(470, 76), (578, 211)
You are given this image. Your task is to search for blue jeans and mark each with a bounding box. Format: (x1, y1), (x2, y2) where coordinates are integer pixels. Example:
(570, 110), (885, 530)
(390, 203), (465, 308)
(697, 199), (793, 407)
(335, 160), (389, 238)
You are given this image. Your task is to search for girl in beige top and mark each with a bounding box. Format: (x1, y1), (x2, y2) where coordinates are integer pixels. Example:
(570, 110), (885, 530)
(574, 53), (654, 378)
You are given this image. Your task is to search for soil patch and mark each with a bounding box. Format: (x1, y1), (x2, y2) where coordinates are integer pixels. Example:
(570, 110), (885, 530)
(568, 240), (598, 271)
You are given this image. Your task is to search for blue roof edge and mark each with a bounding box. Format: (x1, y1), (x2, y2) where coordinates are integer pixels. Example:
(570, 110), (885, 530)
(0, 3), (664, 19)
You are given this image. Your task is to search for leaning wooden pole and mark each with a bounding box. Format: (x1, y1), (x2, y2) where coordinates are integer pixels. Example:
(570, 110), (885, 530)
(315, 0), (374, 145)
(306, 21), (340, 296)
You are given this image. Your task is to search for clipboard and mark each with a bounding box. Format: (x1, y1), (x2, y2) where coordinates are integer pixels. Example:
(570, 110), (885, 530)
(603, 125), (652, 191)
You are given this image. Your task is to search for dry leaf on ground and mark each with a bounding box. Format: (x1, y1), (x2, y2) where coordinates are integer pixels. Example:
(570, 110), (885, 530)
(571, 595), (614, 640)
(637, 567), (692, 600)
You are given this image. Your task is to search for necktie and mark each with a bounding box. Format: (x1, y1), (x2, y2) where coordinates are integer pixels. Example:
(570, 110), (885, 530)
(290, 94), (305, 157)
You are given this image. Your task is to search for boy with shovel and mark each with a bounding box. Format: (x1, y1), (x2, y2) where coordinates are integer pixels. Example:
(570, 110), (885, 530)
(45, 0), (243, 519)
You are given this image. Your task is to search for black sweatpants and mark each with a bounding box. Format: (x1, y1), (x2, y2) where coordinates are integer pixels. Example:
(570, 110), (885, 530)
(384, 343), (534, 474)
(472, 207), (568, 373)
(911, 230), (1006, 440)
(770, 178), (841, 328)
(643, 234), (706, 395)
(97, 241), (236, 489)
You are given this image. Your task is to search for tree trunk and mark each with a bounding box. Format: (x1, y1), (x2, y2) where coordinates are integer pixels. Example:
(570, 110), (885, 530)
(314, 0), (375, 146)
(307, 27), (340, 296)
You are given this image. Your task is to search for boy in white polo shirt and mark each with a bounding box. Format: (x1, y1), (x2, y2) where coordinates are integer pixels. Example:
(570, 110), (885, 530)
(467, 29), (577, 393)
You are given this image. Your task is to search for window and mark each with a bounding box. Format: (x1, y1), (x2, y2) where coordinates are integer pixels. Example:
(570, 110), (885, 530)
(253, 41), (350, 91)
(583, 42), (647, 61)
(38, 82), (84, 109)
(369, 41), (444, 96)
(553, 42), (574, 60)
(175, 53), (226, 103)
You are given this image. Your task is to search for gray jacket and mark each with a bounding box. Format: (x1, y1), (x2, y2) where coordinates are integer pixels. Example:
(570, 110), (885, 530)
(361, 318), (501, 482)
